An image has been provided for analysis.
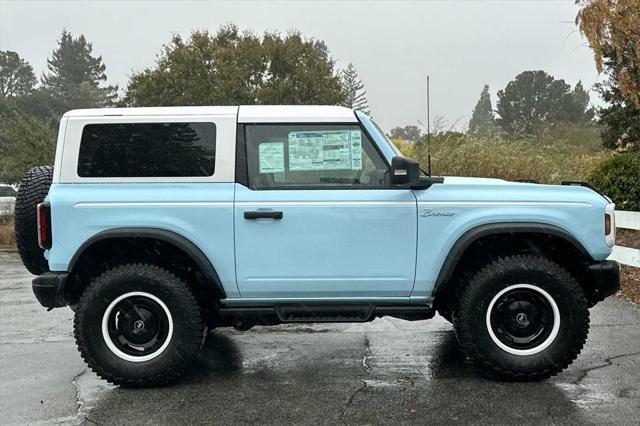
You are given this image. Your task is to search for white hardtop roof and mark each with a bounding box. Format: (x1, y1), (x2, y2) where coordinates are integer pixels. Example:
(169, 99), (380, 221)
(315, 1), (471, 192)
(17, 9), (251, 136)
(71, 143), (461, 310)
(63, 105), (357, 123)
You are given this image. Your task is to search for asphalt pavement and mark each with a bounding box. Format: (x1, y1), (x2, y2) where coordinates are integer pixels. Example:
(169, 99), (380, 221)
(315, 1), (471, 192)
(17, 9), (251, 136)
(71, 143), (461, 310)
(1, 250), (639, 425)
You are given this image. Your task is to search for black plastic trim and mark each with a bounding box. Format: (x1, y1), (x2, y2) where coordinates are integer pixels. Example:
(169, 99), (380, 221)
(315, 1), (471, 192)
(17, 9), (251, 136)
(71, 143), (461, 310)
(235, 123), (249, 187)
(68, 227), (226, 299)
(218, 303), (434, 324)
(586, 260), (620, 302)
(433, 222), (593, 295)
(32, 272), (70, 308)
(561, 181), (610, 202)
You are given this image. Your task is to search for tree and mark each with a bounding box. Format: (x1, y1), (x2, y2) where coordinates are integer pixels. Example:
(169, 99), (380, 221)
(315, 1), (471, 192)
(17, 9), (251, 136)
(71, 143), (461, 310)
(596, 46), (640, 151)
(340, 63), (370, 115)
(0, 51), (37, 97)
(388, 125), (423, 142)
(496, 70), (593, 135)
(124, 26), (345, 107)
(41, 30), (117, 107)
(0, 103), (56, 183)
(468, 85), (495, 133)
(577, 1), (640, 151)
(577, 0), (640, 108)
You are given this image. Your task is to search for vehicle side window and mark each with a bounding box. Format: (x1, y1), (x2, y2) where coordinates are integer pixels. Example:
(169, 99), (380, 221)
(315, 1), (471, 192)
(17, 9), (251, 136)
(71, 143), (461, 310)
(78, 122), (216, 177)
(244, 124), (389, 189)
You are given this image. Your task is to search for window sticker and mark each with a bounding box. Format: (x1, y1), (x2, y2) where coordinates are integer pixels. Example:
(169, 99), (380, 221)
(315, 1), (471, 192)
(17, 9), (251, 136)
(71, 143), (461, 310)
(258, 142), (285, 173)
(288, 130), (363, 171)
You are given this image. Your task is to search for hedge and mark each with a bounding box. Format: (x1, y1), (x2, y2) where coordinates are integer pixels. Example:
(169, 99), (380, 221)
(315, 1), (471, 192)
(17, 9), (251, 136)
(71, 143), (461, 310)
(589, 152), (640, 211)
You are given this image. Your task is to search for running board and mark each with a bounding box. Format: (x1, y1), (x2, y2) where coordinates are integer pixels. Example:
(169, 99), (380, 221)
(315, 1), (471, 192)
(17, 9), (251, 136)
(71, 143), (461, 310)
(217, 304), (434, 329)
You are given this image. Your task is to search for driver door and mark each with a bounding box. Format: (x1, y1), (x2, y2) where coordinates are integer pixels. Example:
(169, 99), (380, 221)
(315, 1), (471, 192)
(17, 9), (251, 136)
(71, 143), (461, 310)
(234, 123), (418, 299)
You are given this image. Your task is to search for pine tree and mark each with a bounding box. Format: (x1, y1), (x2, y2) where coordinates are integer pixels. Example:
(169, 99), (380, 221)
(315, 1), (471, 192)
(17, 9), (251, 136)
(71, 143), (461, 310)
(468, 85), (495, 134)
(41, 30), (117, 106)
(340, 63), (370, 115)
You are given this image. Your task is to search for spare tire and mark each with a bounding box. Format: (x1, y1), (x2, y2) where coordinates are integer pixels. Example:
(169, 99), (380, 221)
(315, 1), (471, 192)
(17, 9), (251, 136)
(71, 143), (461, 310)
(14, 166), (54, 275)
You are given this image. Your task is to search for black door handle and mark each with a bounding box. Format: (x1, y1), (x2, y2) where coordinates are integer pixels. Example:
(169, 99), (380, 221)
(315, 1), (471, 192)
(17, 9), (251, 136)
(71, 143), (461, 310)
(244, 210), (283, 220)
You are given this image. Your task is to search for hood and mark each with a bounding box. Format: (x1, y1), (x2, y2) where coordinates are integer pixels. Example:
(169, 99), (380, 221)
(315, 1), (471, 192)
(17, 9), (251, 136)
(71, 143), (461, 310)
(423, 176), (611, 207)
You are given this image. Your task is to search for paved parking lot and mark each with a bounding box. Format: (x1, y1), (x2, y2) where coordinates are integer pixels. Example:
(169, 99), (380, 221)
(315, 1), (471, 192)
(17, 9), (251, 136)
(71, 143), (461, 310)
(1, 250), (640, 425)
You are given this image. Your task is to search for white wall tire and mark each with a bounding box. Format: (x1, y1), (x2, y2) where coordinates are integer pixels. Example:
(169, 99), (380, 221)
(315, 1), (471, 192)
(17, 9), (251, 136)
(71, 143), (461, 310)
(485, 284), (560, 356)
(101, 291), (174, 362)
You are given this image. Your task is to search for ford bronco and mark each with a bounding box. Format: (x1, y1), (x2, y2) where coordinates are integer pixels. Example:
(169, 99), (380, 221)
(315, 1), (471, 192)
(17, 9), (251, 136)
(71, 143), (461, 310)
(14, 105), (619, 387)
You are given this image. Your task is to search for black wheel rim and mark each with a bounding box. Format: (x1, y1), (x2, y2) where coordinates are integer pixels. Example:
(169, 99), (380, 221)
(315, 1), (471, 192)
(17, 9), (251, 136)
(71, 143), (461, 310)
(106, 295), (170, 357)
(489, 288), (555, 351)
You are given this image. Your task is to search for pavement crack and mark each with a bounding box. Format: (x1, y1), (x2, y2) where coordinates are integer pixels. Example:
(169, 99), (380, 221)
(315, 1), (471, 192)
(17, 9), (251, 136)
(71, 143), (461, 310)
(361, 335), (372, 373)
(343, 335), (372, 416)
(569, 349), (640, 403)
(573, 349), (640, 386)
(72, 367), (98, 425)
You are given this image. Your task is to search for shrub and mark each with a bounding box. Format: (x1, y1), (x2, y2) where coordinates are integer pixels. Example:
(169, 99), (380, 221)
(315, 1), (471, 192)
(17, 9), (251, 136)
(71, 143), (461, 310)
(589, 153), (640, 211)
(396, 125), (610, 184)
(0, 215), (15, 246)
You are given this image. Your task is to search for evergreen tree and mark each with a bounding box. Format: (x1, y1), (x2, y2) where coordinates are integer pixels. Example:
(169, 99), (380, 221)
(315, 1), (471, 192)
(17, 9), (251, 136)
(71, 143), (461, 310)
(468, 85), (495, 133)
(0, 51), (37, 97)
(496, 70), (594, 135)
(340, 63), (370, 115)
(41, 30), (117, 107)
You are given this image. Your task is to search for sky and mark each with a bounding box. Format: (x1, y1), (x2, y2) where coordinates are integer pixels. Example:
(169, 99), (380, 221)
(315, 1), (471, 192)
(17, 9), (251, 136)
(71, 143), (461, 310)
(0, 0), (601, 132)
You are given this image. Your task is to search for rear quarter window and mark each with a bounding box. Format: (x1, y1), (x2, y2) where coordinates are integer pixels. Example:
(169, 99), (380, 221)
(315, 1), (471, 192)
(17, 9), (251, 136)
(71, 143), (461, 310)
(77, 122), (216, 178)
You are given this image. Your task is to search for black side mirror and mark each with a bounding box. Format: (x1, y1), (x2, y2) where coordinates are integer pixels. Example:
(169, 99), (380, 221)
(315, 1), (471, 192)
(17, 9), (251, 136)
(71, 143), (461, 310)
(390, 156), (445, 189)
(390, 156), (421, 187)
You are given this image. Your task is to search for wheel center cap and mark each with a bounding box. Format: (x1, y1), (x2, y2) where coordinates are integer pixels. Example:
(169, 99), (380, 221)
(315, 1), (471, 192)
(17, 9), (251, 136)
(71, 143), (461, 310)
(133, 320), (145, 331)
(515, 312), (529, 327)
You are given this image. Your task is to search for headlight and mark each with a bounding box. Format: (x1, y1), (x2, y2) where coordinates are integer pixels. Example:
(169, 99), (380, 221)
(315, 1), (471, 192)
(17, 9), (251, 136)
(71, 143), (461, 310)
(605, 203), (616, 247)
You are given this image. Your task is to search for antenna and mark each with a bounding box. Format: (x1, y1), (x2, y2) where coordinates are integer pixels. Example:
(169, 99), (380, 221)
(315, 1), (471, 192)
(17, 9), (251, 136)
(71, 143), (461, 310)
(426, 75), (432, 176)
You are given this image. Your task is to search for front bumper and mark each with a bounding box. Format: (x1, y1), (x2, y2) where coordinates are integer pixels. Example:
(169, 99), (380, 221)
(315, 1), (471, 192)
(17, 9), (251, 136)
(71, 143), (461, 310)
(586, 260), (620, 304)
(32, 272), (71, 308)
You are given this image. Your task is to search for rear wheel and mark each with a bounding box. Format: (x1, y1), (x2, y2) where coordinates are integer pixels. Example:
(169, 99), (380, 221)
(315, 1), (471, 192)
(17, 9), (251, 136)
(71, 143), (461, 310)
(14, 166), (53, 275)
(74, 263), (204, 387)
(453, 255), (589, 380)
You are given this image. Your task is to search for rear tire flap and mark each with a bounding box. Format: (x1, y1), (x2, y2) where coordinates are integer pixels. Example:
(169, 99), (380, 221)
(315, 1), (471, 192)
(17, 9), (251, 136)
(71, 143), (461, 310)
(14, 165), (54, 275)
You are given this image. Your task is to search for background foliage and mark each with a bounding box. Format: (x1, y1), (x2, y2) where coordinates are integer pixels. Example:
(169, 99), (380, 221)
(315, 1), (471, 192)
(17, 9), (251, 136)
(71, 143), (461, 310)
(589, 153), (640, 211)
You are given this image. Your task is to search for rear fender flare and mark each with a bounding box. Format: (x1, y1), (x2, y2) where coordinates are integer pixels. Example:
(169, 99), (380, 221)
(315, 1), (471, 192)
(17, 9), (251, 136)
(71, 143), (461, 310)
(68, 227), (226, 299)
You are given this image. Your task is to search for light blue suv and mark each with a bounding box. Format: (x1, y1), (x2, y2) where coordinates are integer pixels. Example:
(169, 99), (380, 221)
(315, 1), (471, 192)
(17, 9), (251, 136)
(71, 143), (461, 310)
(14, 105), (619, 387)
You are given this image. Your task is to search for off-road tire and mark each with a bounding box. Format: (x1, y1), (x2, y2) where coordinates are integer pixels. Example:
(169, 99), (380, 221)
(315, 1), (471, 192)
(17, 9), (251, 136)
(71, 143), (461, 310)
(73, 263), (204, 387)
(453, 255), (589, 381)
(14, 165), (53, 275)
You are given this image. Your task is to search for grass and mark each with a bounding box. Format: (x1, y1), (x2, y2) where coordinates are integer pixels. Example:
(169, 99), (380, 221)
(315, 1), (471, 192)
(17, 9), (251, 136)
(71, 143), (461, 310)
(0, 216), (15, 247)
(393, 124), (611, 183)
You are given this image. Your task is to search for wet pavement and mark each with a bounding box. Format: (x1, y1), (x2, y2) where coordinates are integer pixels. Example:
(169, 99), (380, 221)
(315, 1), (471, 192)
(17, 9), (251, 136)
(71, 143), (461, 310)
(1, 250), (639, 425)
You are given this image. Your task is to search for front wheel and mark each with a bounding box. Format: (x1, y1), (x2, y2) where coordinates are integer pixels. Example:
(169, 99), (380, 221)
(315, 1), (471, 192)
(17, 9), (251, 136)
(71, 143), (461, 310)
(73, 264), (205, 387)
(453, 255), (589, 381)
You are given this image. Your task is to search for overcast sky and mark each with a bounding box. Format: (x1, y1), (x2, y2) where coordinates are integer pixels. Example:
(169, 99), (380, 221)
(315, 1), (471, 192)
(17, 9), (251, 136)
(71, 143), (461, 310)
(0, 0), (600, 131)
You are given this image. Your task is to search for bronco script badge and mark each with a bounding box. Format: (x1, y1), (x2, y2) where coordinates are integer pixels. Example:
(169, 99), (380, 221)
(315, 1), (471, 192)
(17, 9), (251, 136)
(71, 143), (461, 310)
(420, 208), (456, 217)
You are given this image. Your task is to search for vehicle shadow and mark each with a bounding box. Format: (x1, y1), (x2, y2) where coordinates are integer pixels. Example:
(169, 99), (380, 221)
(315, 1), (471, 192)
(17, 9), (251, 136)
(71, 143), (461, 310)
(181, 331), (244, 383)
(83, 328), (589, 424)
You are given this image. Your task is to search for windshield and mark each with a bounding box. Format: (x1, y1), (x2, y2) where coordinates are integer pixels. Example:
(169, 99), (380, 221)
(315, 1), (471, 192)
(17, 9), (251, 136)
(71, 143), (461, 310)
(355, 111), (399, 161)
(372, 119), (403, 157)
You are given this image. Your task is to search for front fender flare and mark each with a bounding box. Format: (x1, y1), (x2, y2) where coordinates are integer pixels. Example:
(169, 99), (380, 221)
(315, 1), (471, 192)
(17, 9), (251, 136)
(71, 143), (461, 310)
(432, 222), (593, 296)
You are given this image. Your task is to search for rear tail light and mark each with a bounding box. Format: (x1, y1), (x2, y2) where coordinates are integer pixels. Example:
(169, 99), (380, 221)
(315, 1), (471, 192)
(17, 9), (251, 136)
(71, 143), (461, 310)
(37, 202), (52, 250)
